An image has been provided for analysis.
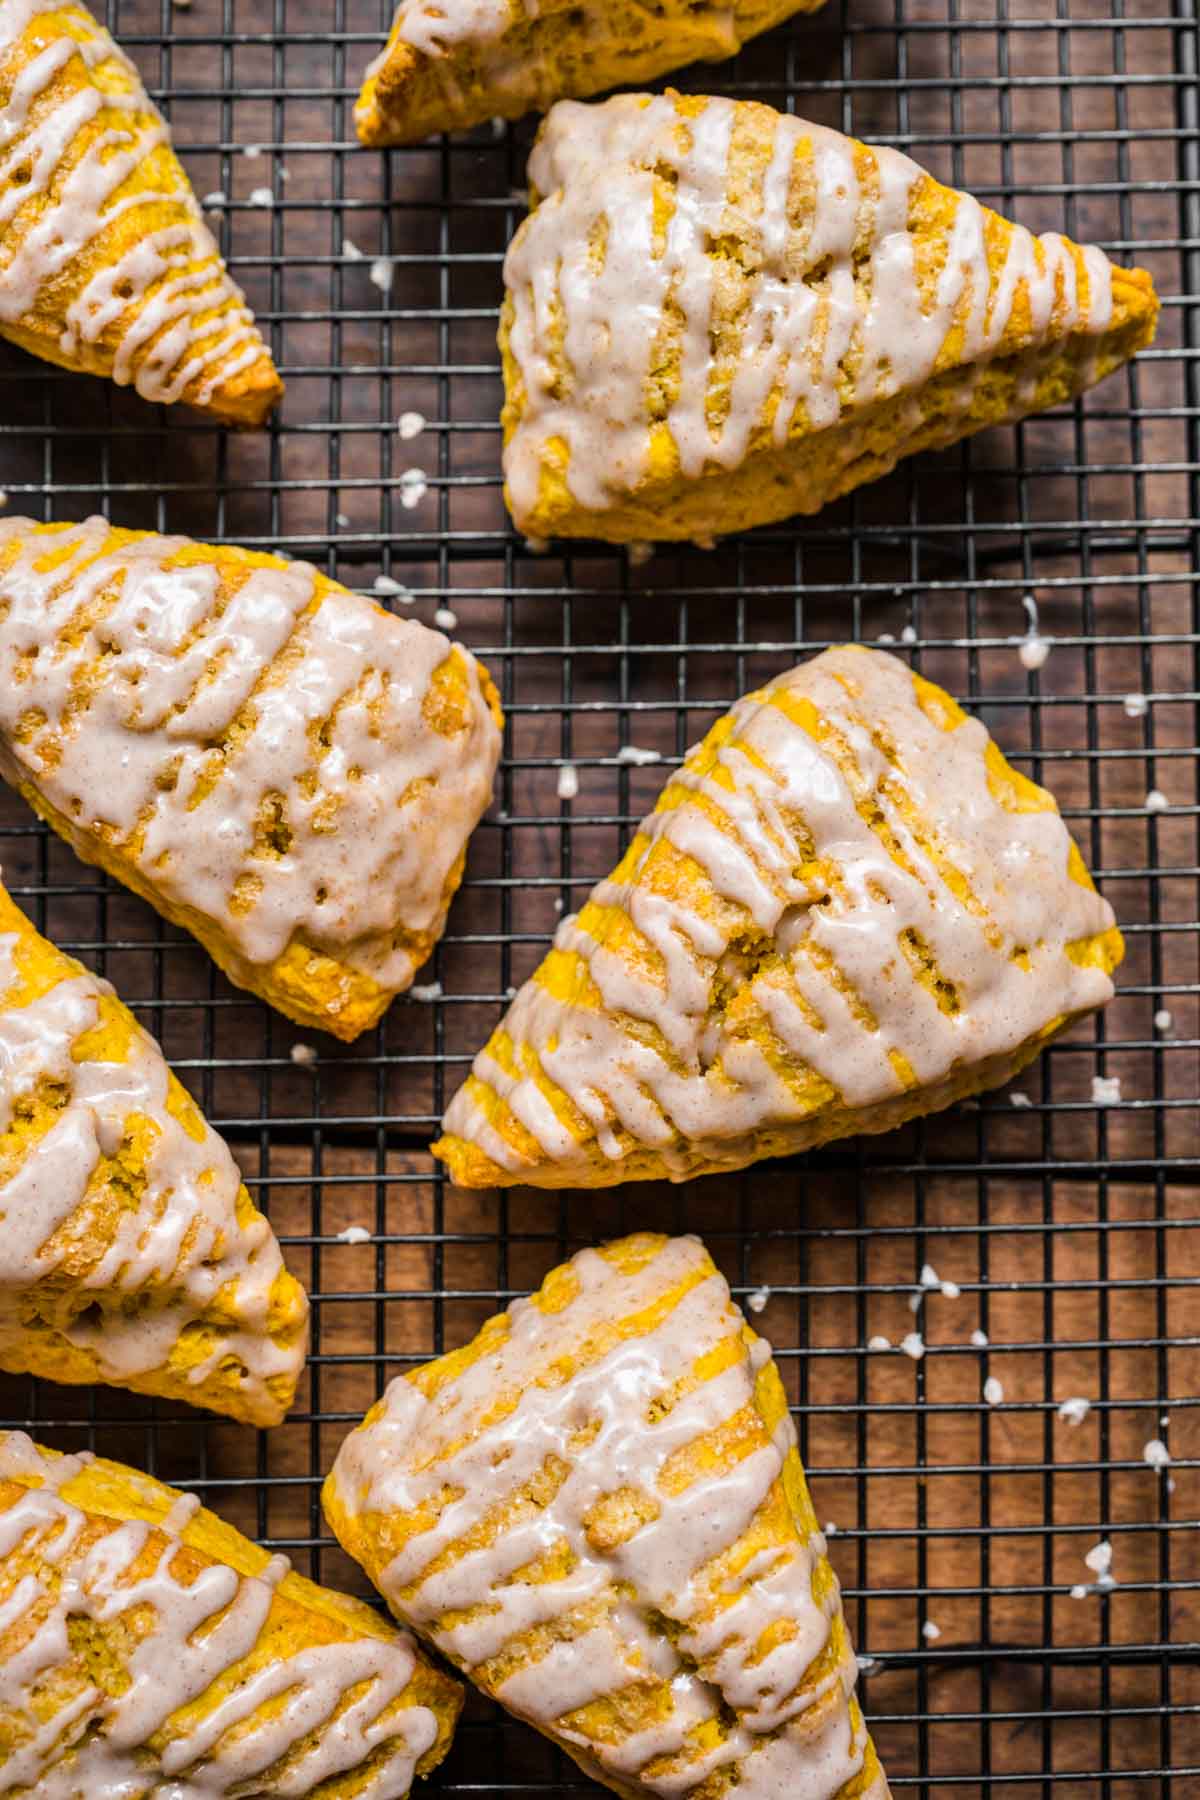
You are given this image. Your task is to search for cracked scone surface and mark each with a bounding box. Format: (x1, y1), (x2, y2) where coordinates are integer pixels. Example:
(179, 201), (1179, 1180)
(355, 0), (823, 145)
(0, 877), (308, 1423)
(500, 92), (1159, 543)
(325, 1231), (889, 1800)
(434, 646), (1123, 1189)
(0, 517), (504, 1040)
(0, 1432), (461, 1797)
(0, 0), (281, 424)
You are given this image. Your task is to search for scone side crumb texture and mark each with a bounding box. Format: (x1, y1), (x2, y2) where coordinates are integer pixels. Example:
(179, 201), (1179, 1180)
(0, 878), (309, 1423)
(0, 0), (282, 424)
(0, 517), (504, 1040)
(499, 92), (1159, 543)
(0, 1432), (462, 1795)
(355, 0), (825, 145)
(325, 1232), (891, 1800)
(433, 645), (1123, 1189)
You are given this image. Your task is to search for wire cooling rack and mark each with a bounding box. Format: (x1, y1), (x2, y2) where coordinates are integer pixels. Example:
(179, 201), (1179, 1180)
(0, 0), (1197, 1791)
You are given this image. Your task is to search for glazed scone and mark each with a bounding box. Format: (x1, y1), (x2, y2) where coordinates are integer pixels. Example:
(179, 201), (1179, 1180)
(434, 646), (1123, 1189)
(0, 517), (504, 1040)
(0, 0), (281, 425)
(326, 1232), (890, 1800)
(501, 93), (1160, 543)
(355, 0), (824, 145)
(0, 1432), (462, 1796)
(0, 876), (308, 1423)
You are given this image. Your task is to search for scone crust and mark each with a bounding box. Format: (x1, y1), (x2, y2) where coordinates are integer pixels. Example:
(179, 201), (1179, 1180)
(0, 1), (281, 424)
(434, 646), (1123, 1190)
(0, 517), (504, 1040)
(499, 92), (1159, 543)
(325, 1232), (890, 1800)
(0, 1433), (462, 1794)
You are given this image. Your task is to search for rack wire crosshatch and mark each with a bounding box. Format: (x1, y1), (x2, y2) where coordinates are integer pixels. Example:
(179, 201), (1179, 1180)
(0, 0), (1197, 1791)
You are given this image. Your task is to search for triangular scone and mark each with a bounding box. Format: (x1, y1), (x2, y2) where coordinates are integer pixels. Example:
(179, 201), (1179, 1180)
(435, 646), (1123, 1189)
(0, 1), (281, 424)
(0, 517), (504, 1040)
(500, 93), (1160, 543)
(355, 0), (824, 145)
(326, 1232), (890, 1800)
(0, 879), (308, 1422)
(0, 1433), (462, 1794)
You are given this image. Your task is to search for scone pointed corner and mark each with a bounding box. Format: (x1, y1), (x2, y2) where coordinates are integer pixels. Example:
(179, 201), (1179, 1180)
(0, 0), (281, 426)
(499, 92), (1160, 544)
(434, 646), (1122, 1191)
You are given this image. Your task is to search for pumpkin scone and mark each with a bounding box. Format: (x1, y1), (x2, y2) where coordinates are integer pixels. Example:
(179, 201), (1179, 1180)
(326, 1231), (890, 1800)
(0, 517), (504, 1040)
(500, 92), (1160, 544)
(354, 0), (825, 145)
(0, 878), (308, 1422)
(434, 646), (1123, 1190)
(0, 1432), (462, 1795)
(0, 0), (281, 424)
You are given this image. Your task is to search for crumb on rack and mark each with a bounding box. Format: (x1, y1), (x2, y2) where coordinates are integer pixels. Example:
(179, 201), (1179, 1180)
(336, 1225), (371, 1245)
(746, 1286), (769, 1314)
(1091, 1075), (1122, 1106)
(1058, 1396), (1091, 1426)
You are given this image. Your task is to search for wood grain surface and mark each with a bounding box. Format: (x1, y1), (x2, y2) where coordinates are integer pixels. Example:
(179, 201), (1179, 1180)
(0, 0), (1195, 1793)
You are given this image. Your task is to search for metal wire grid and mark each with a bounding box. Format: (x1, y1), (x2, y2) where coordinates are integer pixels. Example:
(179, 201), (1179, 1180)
(0, 0), (1197, 1791)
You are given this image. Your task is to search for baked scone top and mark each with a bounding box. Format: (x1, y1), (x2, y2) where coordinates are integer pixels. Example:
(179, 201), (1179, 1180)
(435, 646), (1122, 1187)
(0, 0), (280, 422)
(327, 1232), (888, 1800)
(502, 92), (1150, 531)
(0, 1432), (460, 1796)
(0, 517), (502, 1021)
(0, 880), (307, 1423)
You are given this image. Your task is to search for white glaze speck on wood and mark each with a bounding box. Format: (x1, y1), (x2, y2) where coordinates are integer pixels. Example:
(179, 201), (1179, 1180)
(501, 93), (1156, 541)
(0, 891), (308, 1424)
(435, 645), (1121, 1189)
(326, 1232), (890, 1800)
(0, 517), (502, 1036)
(0, 1433), (455, 1797)
(0, 0), (280, 421)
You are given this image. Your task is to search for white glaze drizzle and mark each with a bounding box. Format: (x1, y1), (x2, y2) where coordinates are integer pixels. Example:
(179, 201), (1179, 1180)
(0, 517), (501, 993)
(0, 1432), (439, 1798)
(331, 1236), (872, 1799)
(441, 646), (1117, 1180)
(0, 927), (304, 1408)
(0, 0), (272, 406)
(503, 94), (1116, 521)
